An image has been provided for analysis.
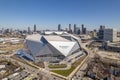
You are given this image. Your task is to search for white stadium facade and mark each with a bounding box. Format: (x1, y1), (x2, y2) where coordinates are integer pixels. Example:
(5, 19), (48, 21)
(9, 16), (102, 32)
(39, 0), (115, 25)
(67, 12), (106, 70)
(18, 31), (84, 62)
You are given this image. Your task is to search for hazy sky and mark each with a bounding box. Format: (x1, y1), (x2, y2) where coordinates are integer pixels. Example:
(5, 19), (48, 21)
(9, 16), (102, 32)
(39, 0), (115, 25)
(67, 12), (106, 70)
(0, 0), (120, 30)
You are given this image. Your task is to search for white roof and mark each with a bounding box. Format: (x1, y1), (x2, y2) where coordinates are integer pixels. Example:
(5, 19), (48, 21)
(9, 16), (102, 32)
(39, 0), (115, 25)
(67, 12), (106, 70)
(49, 41), (76, 56)
(43, 35), (79, 56)
(44, 31), (53, 35)
(44, 35), (70, 42)
(61, 33), (80, 40)
(44, 31), (67, 35)
(26, 34), (81, 57)
(26, 34), (41, 42)
(0, 65), (5, 69)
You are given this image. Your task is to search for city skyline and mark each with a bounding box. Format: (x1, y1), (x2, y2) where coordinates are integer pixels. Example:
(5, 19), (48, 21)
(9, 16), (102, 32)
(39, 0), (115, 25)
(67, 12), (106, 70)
(0, 0), (120, 30)
(0, 1), (120, 79)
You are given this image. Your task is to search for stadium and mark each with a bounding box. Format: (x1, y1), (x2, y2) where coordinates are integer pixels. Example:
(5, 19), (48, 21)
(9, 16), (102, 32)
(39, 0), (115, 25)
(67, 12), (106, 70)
(18, 32), (83, 62)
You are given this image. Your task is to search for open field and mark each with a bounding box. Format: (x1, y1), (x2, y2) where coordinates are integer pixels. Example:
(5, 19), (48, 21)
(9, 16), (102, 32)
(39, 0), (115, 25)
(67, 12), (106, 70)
(0, 43), (24, 54)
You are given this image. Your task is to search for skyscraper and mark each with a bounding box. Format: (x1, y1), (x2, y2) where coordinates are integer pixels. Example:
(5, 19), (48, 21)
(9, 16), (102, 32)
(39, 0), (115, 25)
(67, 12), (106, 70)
(81, 24), (87, 34)
(84, 28), (87, 34)
(28, 27), (31, 34)
(69, 24), (71, 31)
(58, 24), (61, 31)
(100, 25), (105, 30)
(98, 25), (106, 40)
(74, 24), (77, 34)
(76, 27), (80, 34)
(81, 24), (84, 34)
(34, 24), (36, 32)
(69, 24), (72, 33)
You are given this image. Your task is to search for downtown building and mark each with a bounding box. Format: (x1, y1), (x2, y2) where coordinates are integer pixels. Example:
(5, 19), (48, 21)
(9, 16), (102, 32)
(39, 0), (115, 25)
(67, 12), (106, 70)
(98, 25), (105, 40)
(104, 28), (120, 42)
(103, 28), (120, 52)
(20, 32), (82, 62)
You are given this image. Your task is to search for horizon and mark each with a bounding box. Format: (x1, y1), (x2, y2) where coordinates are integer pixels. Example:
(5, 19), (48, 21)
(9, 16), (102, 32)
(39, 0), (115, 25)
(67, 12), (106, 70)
(0, 0), (120, 30)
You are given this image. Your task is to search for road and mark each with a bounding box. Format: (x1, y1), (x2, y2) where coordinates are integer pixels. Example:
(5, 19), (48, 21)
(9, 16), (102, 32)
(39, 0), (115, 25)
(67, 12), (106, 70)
(0, 40), (95, 80)
(71, 40), (96, 80)
(0, 53), (69, 80)
(0, 54), (51, 80)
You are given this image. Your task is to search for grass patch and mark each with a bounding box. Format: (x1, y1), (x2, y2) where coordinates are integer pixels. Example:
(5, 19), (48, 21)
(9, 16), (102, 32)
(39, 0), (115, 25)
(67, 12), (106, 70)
(48, 64), (67, 68)
(52, 66), (75, 77)
(51, 55), (86, 77)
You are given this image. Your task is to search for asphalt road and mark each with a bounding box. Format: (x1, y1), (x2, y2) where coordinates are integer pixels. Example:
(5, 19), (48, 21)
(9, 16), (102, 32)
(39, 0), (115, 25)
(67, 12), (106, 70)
(72, 40), (96, 80)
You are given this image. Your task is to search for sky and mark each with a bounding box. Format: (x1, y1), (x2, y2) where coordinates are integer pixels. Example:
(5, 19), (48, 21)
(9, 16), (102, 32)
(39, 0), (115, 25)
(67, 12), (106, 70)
(0, 0), (120, 30)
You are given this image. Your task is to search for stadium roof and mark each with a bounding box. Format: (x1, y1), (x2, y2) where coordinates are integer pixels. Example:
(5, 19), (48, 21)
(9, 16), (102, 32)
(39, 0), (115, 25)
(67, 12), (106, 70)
(26, 34), (80, 57)
(26, 34), (41, 42)
(44, 31), (67, 35)
(43, 35), (70, 42)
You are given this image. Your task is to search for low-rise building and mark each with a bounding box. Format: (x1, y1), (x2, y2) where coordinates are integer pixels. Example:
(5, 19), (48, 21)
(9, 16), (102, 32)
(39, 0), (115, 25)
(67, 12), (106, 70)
(0, 65), (5, 69)
(103, 41), (120, 52)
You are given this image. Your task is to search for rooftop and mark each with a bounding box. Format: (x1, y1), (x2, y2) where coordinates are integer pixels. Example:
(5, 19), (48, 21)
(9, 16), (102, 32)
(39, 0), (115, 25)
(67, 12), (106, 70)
(44, 35), (70, 42)
(109, 42), (120, 47)
(44, 31), (68, 35)
(26, 34), (41, 42)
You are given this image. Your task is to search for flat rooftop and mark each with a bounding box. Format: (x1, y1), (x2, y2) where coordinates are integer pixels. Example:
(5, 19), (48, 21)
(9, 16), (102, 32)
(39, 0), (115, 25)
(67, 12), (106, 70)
(109, 43), (120, 47)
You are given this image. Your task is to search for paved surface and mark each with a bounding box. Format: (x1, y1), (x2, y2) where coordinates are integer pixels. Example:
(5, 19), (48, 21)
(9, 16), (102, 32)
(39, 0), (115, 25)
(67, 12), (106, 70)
(0, 54), (69, 80)
(0, 55), (51, 80)
(0, 40), (95, 80)
(71, 40), (96, 80)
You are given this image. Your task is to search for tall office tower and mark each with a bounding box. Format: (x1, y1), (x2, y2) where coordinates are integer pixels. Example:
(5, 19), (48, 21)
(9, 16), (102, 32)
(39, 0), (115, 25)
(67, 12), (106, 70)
(81, 24), (87, 34)
(69, 24), (71, 30)
(34, 24), (36, 32)
(98, 25), (106, 40)
(74, 24), (77, 34)
(81, 24), (84, 34)
(76, 27), (80, 34)
(58, 24), (61, 31)
(28, 27), (31, 34)
(83, 28), (87, 34)
(100, 25), (105, 30)
(69, 24), (72, 33)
